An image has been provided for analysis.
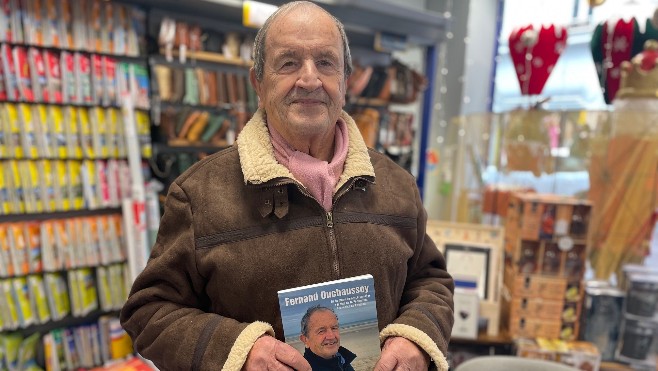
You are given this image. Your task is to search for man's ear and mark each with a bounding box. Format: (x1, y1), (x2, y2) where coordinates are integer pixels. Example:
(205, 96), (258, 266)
(249, 68), (264, 109)
(299, 334), (309, 347)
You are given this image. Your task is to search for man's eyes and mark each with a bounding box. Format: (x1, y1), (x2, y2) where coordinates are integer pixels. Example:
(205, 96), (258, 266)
(276, 59), (337, 71)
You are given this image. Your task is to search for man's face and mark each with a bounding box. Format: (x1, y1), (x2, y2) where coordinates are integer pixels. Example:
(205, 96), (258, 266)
(300, 310), (341, 359)
(250, 6), (346, 149)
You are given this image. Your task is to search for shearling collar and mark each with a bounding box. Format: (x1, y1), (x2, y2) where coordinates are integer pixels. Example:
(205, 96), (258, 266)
(236, 108), (375, 190)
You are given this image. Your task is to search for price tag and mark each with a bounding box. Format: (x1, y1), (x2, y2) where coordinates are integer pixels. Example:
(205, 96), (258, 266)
(243, 1), (278, 28)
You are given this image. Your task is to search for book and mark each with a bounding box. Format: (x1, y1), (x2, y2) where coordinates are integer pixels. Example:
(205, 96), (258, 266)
(277, 274), (380, 370)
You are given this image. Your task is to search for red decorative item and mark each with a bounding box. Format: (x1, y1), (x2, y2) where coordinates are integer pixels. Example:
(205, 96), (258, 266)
(600, 19), (635, 103)
(508, 24), (568, 95)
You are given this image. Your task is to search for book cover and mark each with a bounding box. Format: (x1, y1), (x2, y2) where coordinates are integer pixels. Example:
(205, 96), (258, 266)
(277, 274), (381, 370)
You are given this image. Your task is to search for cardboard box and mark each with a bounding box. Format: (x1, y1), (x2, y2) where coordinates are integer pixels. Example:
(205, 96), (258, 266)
(506, 273), (568, 301)
(516, 338), (601, 371)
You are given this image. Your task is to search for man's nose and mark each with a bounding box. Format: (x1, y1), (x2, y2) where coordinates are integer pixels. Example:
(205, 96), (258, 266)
(296, 60), (322, 91)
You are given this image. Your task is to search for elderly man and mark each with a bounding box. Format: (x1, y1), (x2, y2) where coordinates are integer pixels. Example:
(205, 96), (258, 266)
(299, 306), (356, 370)
(120, 1), (453, 370)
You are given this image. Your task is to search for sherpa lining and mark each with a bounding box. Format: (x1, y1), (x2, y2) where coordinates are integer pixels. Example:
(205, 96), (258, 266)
(222, 321), (274, 371)
(380, 324), (449, 371)
(236, 108), (375, 190)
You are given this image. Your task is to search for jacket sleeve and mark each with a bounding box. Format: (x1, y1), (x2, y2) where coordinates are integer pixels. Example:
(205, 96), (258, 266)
(379, 177), (454, 371)
(119, 182), (273, 371)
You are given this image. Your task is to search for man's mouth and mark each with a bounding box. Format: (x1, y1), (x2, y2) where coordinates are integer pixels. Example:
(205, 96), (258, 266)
(322, 340), (338, 346)
(292, 99), (324, 104)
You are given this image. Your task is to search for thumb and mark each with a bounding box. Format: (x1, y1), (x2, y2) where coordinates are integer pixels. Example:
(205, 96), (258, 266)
(373, 352), (398, 371)
(274, 342), (312, 371)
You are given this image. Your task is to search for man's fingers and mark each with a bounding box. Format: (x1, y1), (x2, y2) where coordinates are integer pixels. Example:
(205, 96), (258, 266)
(273, 342), (312, 371)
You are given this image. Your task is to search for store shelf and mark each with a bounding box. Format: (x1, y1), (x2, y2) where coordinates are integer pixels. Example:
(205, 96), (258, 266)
(154, 141), (228, 154)
(158, 48), (253, 67)
(0, 41), (146, 63)
(450, 330), (513, 346)
(0, 207), (122, 223)
(0, 99), (150, 111)
(158, 101), (234, 113)
(19, 309), (121, 338)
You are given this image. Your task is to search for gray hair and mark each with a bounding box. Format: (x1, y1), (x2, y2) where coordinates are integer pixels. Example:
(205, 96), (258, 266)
(252, 1), (353, 81)
(300, 305), (337, 337)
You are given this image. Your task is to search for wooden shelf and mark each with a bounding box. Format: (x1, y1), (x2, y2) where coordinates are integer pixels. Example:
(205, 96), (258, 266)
(158, 48), (253, 67)
(450, 330), (513, 346)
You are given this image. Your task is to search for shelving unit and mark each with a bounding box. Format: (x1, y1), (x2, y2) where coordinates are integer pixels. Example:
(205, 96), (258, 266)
(0, 1), (150, 368)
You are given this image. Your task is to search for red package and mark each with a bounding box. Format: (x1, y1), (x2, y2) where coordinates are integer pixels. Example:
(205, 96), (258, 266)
(28, 47), (49, 102)
(44, 50), (63, 103)
(13, 46), (34, 101)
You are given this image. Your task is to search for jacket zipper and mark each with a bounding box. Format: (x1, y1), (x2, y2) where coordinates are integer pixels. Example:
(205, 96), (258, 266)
(326, 211), (339, 279)
(325, 178), (363, 279)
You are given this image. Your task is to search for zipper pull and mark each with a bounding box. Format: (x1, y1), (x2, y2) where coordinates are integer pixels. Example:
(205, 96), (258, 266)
(326, 212), (334, 228)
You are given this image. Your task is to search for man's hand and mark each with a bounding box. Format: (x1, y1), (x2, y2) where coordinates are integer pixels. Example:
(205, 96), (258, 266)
(243, 336), (312, 371)
(373, 336), (430, 371)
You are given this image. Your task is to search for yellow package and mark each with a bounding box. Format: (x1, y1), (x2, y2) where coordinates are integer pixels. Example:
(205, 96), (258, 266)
(37, 160), (55, 212)
(0, 224), (13, 277)
(0, 104), (8, 158)
(105, 108), (117, 158)
(64, 107), (81, 159)
(6, 104), (23, 159)
(82, 160), (98, 209)
(2, 280), (19, 328)
(78, 108), (94, 159)
(115, 109), (126, 158)
(49, 106), (66, 159)
(90, 107), (108, 158)
(27, 160), (43, 213)
(34, 105), (50, 158)
(28, 275), (50, 323)
(18, 104), (38, 159)
(0, 164), (9, 215)
(67, 270), (81, 316)
(68, 161), (83, 210)
(77, 268), (98, 314)
(7, 160), (24, 213)
(136, 110), (151, 158)
(53, 160), (67, 211)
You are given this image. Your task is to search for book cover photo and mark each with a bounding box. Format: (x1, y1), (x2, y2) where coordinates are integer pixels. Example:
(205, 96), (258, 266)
(277, 274), (381, 370)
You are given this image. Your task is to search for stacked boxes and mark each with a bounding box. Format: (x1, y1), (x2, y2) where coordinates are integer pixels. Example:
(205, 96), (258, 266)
(515, 338), (601, 371)
(502, 193), (592, 340)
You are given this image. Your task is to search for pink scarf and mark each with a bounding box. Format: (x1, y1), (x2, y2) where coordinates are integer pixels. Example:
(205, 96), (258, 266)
(269, 120), (349, 211)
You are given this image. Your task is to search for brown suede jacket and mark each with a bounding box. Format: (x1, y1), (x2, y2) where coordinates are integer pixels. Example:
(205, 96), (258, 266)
(120, 109), (454, 371)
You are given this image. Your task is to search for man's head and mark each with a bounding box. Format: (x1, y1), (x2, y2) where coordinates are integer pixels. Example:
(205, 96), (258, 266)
(299, 305), (341, 359)
(250, 1), (353, 159)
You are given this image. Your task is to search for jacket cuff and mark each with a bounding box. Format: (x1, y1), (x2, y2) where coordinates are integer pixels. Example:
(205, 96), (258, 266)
(222, 321), (275, 371)
(380, 324), (449, 371)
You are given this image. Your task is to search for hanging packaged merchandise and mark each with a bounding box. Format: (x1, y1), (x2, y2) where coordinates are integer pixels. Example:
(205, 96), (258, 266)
(60, 51), (77, 103)
(27, 48), (48, 102)
(75, 53), (92, 105)
(43, 50), (63, 104)
(1, 44), (18, 100)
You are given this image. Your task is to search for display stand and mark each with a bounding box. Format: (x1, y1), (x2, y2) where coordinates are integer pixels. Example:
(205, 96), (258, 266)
(427, 220), (504, 336)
